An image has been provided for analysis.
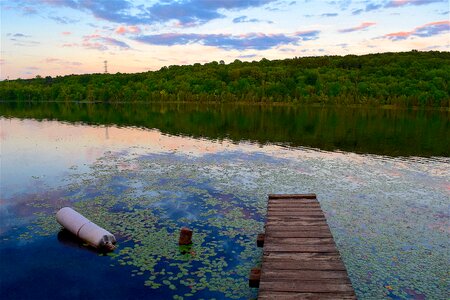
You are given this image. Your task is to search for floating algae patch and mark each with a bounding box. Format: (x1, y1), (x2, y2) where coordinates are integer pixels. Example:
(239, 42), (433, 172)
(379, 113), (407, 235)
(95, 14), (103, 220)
(18, 150), (274, 299)
(14, 147), (450, 299)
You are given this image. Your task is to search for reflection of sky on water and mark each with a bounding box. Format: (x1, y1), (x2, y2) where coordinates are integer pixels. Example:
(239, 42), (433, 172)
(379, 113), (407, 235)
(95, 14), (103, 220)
(1, 117), (449, 299)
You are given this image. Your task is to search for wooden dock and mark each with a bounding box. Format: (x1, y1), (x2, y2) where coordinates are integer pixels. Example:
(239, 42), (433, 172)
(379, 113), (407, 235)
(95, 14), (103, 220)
(251, 194), (356, 299)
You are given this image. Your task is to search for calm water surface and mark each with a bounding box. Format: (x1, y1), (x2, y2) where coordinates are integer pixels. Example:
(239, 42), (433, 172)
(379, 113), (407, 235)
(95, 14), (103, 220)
(0, 104), (449, 299)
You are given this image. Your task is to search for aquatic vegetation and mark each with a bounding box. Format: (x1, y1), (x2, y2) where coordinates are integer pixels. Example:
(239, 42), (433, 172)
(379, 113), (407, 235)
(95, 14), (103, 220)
(7, 140), (450, 299)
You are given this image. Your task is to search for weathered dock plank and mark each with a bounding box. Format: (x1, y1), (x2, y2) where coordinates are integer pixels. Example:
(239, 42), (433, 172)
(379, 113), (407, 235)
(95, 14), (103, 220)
(255, 194), (356, 299)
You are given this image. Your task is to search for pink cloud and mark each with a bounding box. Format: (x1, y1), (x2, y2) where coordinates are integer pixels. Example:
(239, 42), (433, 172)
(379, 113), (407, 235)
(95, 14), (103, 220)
(386, 0), (445, 8)
(384, 20), (449, 41)
(43, 57), (83, 67)
(116, 26), (127, 34)
(385, 31), (411, 38)
(128, 26), (141, 33)
(82, 42), (107, 51)
(45, 58), (60, 63)
(115, 25), (141, 35)
(61, 31), (72, 35)
(388, 0), (410, 6)
(83, 34), (102, 40)
(339, 22), (376, 33)
(62, 43), (79, 47)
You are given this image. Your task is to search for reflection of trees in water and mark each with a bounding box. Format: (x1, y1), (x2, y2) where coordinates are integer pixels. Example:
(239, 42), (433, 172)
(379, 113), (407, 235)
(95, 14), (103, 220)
(1, 102), (448, 157)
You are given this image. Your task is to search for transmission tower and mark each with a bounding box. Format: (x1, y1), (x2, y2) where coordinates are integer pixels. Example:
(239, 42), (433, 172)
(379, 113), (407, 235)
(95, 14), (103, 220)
(104, 60), (108, 74)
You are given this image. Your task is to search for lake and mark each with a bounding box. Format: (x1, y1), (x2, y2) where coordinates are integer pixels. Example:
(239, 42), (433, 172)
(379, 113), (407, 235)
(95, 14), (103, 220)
(0, 102), (449, 299)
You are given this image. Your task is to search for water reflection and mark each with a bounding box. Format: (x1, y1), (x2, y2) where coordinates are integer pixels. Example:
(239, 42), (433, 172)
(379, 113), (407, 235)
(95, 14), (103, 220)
(57, 229), (99, 254)
(1, 101), (448, 156)
(0, 117), (449, 299)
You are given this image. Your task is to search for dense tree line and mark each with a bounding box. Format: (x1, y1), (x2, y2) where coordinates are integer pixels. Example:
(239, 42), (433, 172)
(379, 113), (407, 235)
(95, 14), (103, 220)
(1, 51), (449, 107)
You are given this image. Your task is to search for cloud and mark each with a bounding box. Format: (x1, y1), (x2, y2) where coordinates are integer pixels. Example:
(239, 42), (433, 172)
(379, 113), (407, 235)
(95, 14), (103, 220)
(115, 26), (141, 35)
(48, 16), (79, 24)
(350, 0), (444, 14)
(233, 16), (273, 23)
(384, 20), (450, 41)
(44, 58), (83, 66)
(351, 8), (363, 15)
(23, 6), (38, 14)
(147, 0), (277, 26)
(62, 43), (78, 47)
(8, 33), (40, 46)
(82, 34), (131, 51)
(327, 0), (352, 11)
(350, 1), (383, 14)
(339, 22), (376, 33)
(41, 0), (78, 9)
(45, 58), (60, 63)
(34, 0), (277, 26)
(12, 33), (31, 38)
(385, 0), (446, 8)
(279, 48), (296, 52)
(239, 54), (258, 58)
(0, 59), (6, 65)
(61, 31), (72, 35)
(294, 30), (321, 41)
(42, 57), (83, 68)
(134, 30), (320, 50)
(365, 3), (382, 11)
(321, 13), (338, 17)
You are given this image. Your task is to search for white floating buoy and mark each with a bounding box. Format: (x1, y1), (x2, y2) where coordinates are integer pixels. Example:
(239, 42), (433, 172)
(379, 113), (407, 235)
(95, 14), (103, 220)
(56, 207), (116, 251)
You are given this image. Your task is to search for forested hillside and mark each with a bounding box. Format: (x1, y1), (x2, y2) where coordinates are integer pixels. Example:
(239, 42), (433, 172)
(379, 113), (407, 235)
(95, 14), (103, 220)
(1, 51), (449, 107)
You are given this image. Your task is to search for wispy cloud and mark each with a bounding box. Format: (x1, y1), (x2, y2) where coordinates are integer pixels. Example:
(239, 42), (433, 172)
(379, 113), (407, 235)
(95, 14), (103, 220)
(385, 0), (446, 8)
(48, 16), (79, 24)
(365, 2), (383, 11)
(294, 30), (321, 41)
(82, 34), (131, 51)
(61, 31), (72, 35)
(383, 20), (450, 41)
(62, 43), (78, 48)
(22, 6), (38, 15)
(238, 54), (258, 59)
(351, 0), (445, 15)
(339, 22), (376, 33)
(233, 16), (273, 24)
(44, 57), (82, 66)
(321, 13), (338, 17)
(8, 33), (40, 47)
(134, 30), (320, 51)
(10, 33), (31, 38)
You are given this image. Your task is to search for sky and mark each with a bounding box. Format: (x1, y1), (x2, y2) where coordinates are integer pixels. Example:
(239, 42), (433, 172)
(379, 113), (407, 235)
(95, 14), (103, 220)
(0, 0), (449, 80)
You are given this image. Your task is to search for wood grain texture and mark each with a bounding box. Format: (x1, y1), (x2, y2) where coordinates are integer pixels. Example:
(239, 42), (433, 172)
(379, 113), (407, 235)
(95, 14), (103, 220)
(256, 194), (356, 299)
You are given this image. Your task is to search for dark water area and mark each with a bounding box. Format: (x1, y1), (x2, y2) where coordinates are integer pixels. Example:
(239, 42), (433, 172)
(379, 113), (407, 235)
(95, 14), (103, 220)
(0, 235), (150, 300)
(1, 101), (448, 157)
